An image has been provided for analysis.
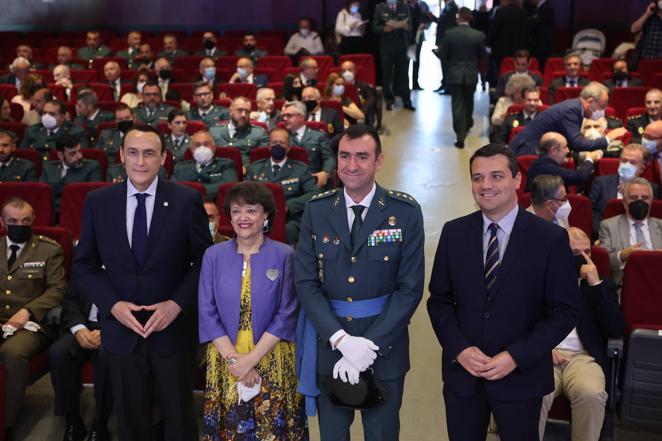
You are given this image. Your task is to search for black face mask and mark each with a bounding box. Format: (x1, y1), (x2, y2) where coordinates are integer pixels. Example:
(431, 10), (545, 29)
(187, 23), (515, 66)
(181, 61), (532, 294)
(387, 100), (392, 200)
(573, 254), (586, 276)
(7, 224), (32, 244)
(270, 144), (287, 161)
(628, 199), (650, 221)
(304, 100), (317, 113)
(117, 120), (133, 134)
(158, 69), (171, 81)
(244, 44), (255, 53)
(612, 70), (628, 82)
(203, 39), (215, 50)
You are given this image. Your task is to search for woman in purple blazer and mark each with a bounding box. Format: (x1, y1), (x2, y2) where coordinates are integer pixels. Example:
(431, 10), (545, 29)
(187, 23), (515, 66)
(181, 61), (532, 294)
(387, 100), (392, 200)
(198, 181), (307, 440)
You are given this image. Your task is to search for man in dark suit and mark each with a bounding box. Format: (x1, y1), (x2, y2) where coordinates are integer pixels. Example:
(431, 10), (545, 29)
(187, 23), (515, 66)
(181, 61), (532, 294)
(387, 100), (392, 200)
(528, 0), (555, 70)
(495, 49), (543, 97)
(194, 31), (227, 60)
(487, 0), (530, 78)
(626, 88), (662, 142)
(427, 143), (578, 441)
(511, 82), (628, 156)
(603, 59), (644, 91)
(547, 53), (589, 104)
(434, 0), (458, 93)
(440, 7), (485, 148)
(494, 87), (541, 144)
(301, 86), (344, 136)
(73, 125), (211, 441)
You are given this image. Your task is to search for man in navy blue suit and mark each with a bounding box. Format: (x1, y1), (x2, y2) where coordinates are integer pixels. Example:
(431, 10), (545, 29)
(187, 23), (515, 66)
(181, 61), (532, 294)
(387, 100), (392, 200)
(427, 144), (578, 441)
(73, 125), (211, 441)
(510, 82), (628, 156)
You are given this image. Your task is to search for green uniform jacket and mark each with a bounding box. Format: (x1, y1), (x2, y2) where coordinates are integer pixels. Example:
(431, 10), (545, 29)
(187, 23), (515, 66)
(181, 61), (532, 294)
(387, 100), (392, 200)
(440, 24), (485, 86)
(291, 126), (336, 175)
(164, 134), (192, 162)
(40, 159), (103, 208)
(172, 158), (238, 198)
(209, 124), (269, 166)
(115, 48), (140, 60)
(74, 110), (115, 143)
(77, 46), (112, 61)
(134, 104), (175, 126)
(626, 113), (652, 143)
(21, 122), (90, 158)
(186, 105), (230, 128)
(96, 128), (123, 161)
(372, 1), (412, 50)
(0, 234), (66, 323)
(0, 157), (37, 182)
(157, 49), (190, 63)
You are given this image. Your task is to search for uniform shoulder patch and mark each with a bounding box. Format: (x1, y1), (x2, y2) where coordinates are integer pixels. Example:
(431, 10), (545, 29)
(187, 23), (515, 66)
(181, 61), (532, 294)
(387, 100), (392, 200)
(38, 235), (59, 246)
(310, 188), (338, 201)
(386, 189), (417, 205)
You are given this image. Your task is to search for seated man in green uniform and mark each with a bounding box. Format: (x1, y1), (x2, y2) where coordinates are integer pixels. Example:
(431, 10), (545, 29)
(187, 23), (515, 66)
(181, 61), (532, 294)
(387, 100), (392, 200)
(209, 96), (269, 170)
(281, 100), (336, 189)
(186, 81), (229, 128)
(157, 34), (189, 63)
(203, 197), (230, 244)
(246, 127), (318, 244)
(0, 130), (36, 182)
(164, 109), (191, 161)
(73, 91), (114, 145)
(115, 30), (142, 61)
(172, 129), (238, 199)
(21, 99), (89, 159)
(133, 81), (174, 127)
(0, 197), (66, 437)
(40, 134), (103, 211)
(96, 103), (135, 162)
(626, 88), (661, 143)
(76, 30), (112, 61)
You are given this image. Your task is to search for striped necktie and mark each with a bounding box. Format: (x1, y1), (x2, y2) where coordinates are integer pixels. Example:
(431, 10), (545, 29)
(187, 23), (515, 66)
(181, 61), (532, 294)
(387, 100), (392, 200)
(485, 223), (500, 292)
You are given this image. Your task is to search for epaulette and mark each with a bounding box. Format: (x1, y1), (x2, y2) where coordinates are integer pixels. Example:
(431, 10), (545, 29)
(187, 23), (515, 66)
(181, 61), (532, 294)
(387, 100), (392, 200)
(38, 235), (58, 246)
(626, 113), (642, 121)
(310, 189), (338, 201)
(386, 190), (417, 205)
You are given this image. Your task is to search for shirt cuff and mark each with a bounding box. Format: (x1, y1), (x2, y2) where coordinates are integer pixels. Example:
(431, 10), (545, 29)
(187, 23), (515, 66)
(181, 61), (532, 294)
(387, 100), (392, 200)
(329, 329), (347, 350)
(70, 324), (87, 336)
(617, 251), (626, 269)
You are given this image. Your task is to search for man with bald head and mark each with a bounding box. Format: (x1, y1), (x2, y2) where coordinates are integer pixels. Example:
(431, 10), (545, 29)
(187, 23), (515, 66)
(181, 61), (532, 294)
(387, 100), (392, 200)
(627, 88), (662, 142)
(154, 57), (181, 101)
(104, 61), (123, 101)
(116, 31), (142, 61)
(195, 31), (226, 60)
(77, 31), (112, 61)
(228, 57), (268, 87)
(52, 65), (73, 101)
(301, 86), (343, 135)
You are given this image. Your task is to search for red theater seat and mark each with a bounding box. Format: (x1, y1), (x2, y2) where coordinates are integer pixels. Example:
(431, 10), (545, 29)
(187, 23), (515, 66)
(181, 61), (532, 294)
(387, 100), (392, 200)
(339, 54), (376, 85)
(59, 182), (112, 240)
(12, 148), (42, 177)
(257, 56), (292, 81)
(182, 146), (243, 180)
(621, 250), (662, 333)
(0, 182), (53, 226)
(609, 87), (650, 120)
(518, 193), (592, 238)
(218, 83), (257, 100)
(499, 57), (540, 76)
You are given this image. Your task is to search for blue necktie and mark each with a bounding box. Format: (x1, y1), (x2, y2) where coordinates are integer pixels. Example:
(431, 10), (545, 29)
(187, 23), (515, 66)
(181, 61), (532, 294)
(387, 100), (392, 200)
(132, 193), (148, 265)
(485, 223), (499, 293)
(350, 205), (365, 248)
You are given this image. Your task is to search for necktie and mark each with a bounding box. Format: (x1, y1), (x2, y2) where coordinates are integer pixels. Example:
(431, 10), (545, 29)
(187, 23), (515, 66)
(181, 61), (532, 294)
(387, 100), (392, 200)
(47, 130), (54, 137)
(174, 137), (181, 148)
(485, 223), (500, 292)
(634, 221), (649, 249)
(132, 193), (148, 265)
(569, 79), (576, 87)
(272, 164), (280, 175)
(7, 244), (19, 269)
(350, 205), (365, 247)
(525, 116), (531, 123)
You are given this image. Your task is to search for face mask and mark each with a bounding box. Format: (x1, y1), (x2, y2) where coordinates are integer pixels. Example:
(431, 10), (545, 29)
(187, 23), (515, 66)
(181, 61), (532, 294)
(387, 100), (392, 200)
(612, 70), (628, 82)
(304, 100), (317, 113)
(244, 44), (255, 52)
(341, 70), (355, 83)
(628, 199), (650, 221)
(41, 113), (57, 129)
(555, 200), (572, 222)
(333, 85), (345, 96)
(618, 162), (638, 182)
(208, 222), (216, 238)
(158, 69), (171, 81)
(203, 39), (215, 50)
(583, 128), (603, 140)
(203, 67), (216, 81)
(7, 224), (32, 244)
(237, 67), (248, 79)
(573, 254), (586, 276)
(257, 111), (269, 123)
(590, 108), (605, 121)
(350, 4), (360, 14)
(193, 146), (214, 165)
(641, 137), (659, 154)
(136, 81), (146, 94)
(117, 120), (133, 134)
(270, 144), (287, 161)
(299, 28), (310, 37)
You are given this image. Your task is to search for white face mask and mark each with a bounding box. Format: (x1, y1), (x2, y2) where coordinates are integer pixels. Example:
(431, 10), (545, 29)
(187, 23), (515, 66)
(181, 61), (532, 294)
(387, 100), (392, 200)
(136, 81), (146, 94)
(332, 84), (345, 96)
(299, 28), (310, 37)
(41, 113), (57, 129)
(618, 162), (638, 182)
(641, 137), (659, 154)
(193, 146), (214, 165)
(203, 67), (216, 81)
(237, 67), (248, 79)
(257, 111), (269, 123)
(208, 222), (216, 238)
(590, 108), (605, 121)
(341, 70), (355, 83)
(555, 200), (572, 222)
(583, 127), (603, 140)
(350, 4), (359, 14)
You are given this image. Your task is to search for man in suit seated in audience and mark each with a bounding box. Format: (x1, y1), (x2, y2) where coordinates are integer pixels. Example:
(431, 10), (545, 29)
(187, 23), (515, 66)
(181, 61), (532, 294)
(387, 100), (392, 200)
(0, 197), (66, 439)
(203, 198), (229, 244)
(250, 87), (281, 131)
(22, 87), (53, 126)
(339, 60), (377, 127)
(14, 44), (43, 69)
(281, 100), (335, 189)
(603, 59), (643, 90)
(246, 127), (318, 244)
(48, 277), (113, 441)
(494, 87), (541, 145)
(186, 81), (229, 128)
(599, 177), (662, 283)
(626, 88), (661, 142)
(511, 82), (628, 156)
(209, 96), (269, 170)
(51, 46), (85, 70)
(0, 129), (36, 182)
(538, 227), (625, 441)
(0, 57), (30, 91)
(73, 91), (114, 144)
(129, 43), (155, 71)
(495, 49), (544, 97)
(96, 103), (135, 161)
(115, 30), (142, 62)
(285, 17), (325, 59)
(77, 31), (112, 61)
(526, 174), (572, 229)
(548, 52), (589, 104)
(52, 65), (74, 101)
(589, 143), (657, 234)
(301, 86), (343, 135)
(133, 82), (174, 127)
(22, 99), (89, 158)
(103, 61), (123, 102)
(227, 57), (268, 87)
(157, 34), (189, 63)
(298, 57), (319, 87)
(197, 58), (220, 88)
(525, 132), (602, 192)
(195, 31), (226, 60)
(234, 33), (268, 65)
(40, 134), (102, 211)
(172, 129), (238, 199)
(154, 58), (180, 102)
(164, 109), (191, 162)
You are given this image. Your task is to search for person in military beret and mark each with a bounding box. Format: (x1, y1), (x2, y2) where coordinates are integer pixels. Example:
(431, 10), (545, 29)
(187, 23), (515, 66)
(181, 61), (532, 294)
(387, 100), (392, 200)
(172, 130), (238, 199)
(96, 103), (136, 162)
(186, 82), (230, 129)
(301, 86), (344, 136)
(0, 197), (66, 434)
(76, 31), (112, 62)
(0, 130), (36, 182)
(73, 91), (115, 145)
(295, 124), (424, 441)
(164, 109), (191, 161)
(209, 96), (269, 169)
(203, 198), (230, 244)
(133, 82), (175, 127)
(626, 88), (661, 143)
(246, 128), (318, 244)
(40, 134), (103, 212)
(21, 99), (89, 159)
(494, 87), (541, 145)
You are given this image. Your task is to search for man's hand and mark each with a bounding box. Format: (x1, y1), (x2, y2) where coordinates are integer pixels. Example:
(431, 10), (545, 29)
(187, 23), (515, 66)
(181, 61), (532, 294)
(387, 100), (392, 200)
(586, 150), (603, 161)
(90, 329), (101, 347)
(141, 300), (182, 338)
(456, 346), (491, 377)
(333, 357), (360, 384)
(552, 349), (568, 366)
(74, 328), (99, 350)
(579, 251), (601, 286)
(229, 352), (258, 380)
(6, 308), (31, 330)
(619, 243), (643, 262)
(110, 301), (145, 337)
(312, 171), (329, 188)
(476, 351), (517, 380)
(336, 335), (379, 371)
(606, 127), (628, 141)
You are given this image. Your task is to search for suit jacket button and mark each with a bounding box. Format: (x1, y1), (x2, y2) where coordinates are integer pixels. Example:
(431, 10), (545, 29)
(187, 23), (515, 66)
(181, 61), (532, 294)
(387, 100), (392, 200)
(346, 316), (353, 321)
(348, 276), (355, 283)
(7, 275), (12, 280)
(484, 312), (490, 319)
(351, 256), (357, 263)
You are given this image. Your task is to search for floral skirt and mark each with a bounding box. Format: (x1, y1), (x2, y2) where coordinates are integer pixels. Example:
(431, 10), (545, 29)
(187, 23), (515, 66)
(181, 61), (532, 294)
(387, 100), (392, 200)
(202, 330), (308, 441)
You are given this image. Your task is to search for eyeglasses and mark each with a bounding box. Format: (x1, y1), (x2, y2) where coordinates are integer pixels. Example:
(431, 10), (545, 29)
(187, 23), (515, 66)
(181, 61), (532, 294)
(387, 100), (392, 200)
(281, 113), (299, 119)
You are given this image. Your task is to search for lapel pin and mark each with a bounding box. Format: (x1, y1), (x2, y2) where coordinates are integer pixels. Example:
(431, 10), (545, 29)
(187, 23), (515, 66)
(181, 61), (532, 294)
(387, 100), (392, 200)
(378, 198), (385, 207)
(163, 202), (169, 206)
(266, 269), (279, 281)
(388, 216), (397, 226)
(333, 237), (340, 245)
(322, 234), (330, 244)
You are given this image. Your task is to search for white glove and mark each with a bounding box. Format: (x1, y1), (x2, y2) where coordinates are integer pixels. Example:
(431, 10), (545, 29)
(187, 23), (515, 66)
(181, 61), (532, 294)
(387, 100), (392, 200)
(333, 357), (360, 385)
(336, 334), (379, 371)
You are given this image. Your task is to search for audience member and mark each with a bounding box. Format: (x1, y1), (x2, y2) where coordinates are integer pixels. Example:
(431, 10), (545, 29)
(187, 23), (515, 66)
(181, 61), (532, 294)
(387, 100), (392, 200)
(527, 174), (571, 229)
(302, 86), (344, 135)
(53, 46), (84, 70)
(119, 69), (151, 108)
(335, 1), (367, 55)
(0, 129), (36, 182)
(158, 34), (189, 63)
(228, 57), (268, 87)
(115, 30), (142, 61)
(434, 0), (458, 94)
(154, 57), (180, 101)
(130, 43), (155, 70)
(197, 57), (219, 87)
(22, 99), (89, 156)
(73, 91), (115, 143)
(52, 65), (73, 101)
(22, 87), (52, 126)
(251, 87), (281, 130)
(0, 98), (13, 123)
(77, 31), (111, 61)
(339, 60), (377, 126)
(104, 61), (123, 101)
(491, 73), (536, 126)
(186, 81), (229, 128)
(0, 57), (31, 91)
(283, 74), (303, 101)
(494, 87), (541, 144)
(548, 52), (589, 103)
(495, 49), (543, 97)
(298, 57), (319, 87)
(11, 73), (43, 115)
(323, 73), (365, 125)
(195, 31), (226, 59)
(234, 33), (268, 63)
(626, 88), (661, 142)
(580, 117), (609, 141)
(284, 18), (325, 58)
(133, 82), (174, 126)
(96, 103), (136, 161)
(630, 1), (662, 60)
(528, 0), (555, 70)
(164, 109), (191, 161)
(202, 198), (229, 244)
(603, 59), (644, 90)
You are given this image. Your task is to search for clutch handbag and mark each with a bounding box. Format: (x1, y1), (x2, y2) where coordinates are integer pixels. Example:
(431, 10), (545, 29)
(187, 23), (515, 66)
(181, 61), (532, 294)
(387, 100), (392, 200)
(323, 369), (389, 410)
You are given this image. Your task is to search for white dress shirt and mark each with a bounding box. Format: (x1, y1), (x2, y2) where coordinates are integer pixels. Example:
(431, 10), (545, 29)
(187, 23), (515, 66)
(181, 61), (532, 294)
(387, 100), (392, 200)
(309, 108), (322, 122)
(5, 237), (27, 260)
(482, 203), (519, 263)
(335, 10), (364, 37)
(126, 176), (158, 247)
(344, 183), (376, 230)
(284, 31), (324, 56)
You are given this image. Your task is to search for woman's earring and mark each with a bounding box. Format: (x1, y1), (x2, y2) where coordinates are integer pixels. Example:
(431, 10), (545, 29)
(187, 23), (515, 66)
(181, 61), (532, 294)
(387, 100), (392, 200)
(263, 219), (269, 233)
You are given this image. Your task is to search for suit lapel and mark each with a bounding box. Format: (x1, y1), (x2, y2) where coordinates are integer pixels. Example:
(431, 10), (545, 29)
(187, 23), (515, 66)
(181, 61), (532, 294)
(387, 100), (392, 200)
(352, 186), (388, 254)
(329, 191), (352, 252)
(113, 182), (137, 265)
(618, 216), (630, 250)
(469, 212), (487, 293)
(492, 208), (529, 297)
(144, 179), (169, 263)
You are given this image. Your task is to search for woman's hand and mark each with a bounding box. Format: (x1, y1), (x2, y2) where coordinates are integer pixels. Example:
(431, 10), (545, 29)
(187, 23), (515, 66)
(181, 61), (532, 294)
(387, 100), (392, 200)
(229, 352), (258, 379)
(240, 369), (261, 388)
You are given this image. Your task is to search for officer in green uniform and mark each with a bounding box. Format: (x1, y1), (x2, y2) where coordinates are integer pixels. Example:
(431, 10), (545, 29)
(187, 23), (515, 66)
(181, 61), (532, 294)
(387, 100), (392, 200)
(209, 96), (269, 167)
(282, 101), (336, 189)
(203, 198), (231, 244)
(186, 82), (230, 128)
(0, 130), (36, 182)
(627, 113), (653, 143)
(96, 103), (136, 162)
(0, 197), (66, 431)
(115, 31), (142, 62)
(246, 128), (318, 244)
(627, 88), (662, 143)
(164, 109), (192, 161)
(157, 34), (190, 64)
(172, 130), (238, 199)
(21, 100), (89, 159)
(76, 31), (112, 62)
(73, 91), (115, 145)
(133, 82), (175, 127)
(295, 124), (424, 441)
(40, 134), (103, 211)
(372, 0), (415, 111)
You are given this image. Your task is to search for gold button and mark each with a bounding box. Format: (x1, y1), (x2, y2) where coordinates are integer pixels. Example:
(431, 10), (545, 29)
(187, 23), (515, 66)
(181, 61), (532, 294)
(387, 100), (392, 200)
(346, 316), (353, 321)
(7, 275), (12, 280)
(318, 253), (323, 259)
(383, 256), (389, 262)
(5, 305), (9, 310)
(351, 256), (357, 263)
(346, 297), (353, 302)
(348, 276), (355, 283)
(27, 274), (32, 278)
(5, 290), (10, 295)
